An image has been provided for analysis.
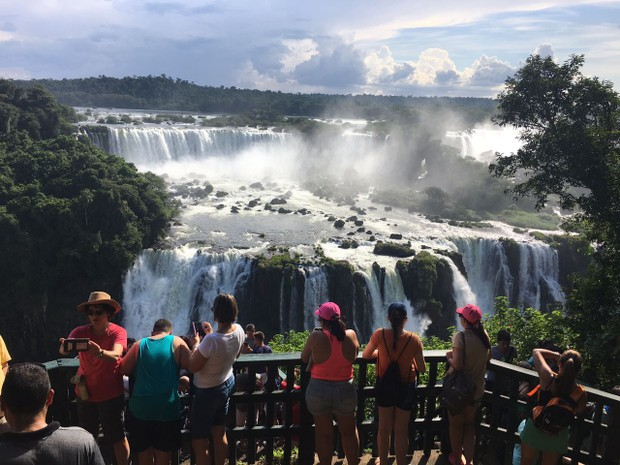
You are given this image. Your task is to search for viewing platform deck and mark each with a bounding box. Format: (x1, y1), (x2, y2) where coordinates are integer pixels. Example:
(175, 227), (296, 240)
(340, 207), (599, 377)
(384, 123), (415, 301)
(44, 351), (620, 465)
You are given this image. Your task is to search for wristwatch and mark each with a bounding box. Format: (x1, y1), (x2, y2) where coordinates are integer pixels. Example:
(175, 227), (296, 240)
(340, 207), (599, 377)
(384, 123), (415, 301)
(96, 349), (104, 359)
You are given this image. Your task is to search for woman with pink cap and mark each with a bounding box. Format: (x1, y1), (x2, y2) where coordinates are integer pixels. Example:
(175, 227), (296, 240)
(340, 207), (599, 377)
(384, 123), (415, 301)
(301, 302), (360, 465)
(445, 304), (491, 465)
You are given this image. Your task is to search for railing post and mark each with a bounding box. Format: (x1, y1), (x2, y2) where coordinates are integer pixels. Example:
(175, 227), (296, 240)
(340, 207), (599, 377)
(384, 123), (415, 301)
(299, 361), (315, 465)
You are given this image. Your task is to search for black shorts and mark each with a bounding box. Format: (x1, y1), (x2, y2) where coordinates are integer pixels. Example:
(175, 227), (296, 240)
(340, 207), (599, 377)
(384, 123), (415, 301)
(77, 395), (126, 442)
(127, 410), (182, 453)
(376, 381), (418, 411)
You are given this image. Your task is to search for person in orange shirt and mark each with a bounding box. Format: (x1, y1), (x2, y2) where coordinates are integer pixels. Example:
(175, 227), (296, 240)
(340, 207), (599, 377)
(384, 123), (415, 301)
(363, 302), (426, 465)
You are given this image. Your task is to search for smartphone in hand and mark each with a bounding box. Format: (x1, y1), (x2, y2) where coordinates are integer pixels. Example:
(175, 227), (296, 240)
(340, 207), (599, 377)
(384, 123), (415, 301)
(63, 338), (90, 352)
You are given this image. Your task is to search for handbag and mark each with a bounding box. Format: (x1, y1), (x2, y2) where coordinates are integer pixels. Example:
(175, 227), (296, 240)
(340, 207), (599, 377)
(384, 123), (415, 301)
(442, 331), (476, 415)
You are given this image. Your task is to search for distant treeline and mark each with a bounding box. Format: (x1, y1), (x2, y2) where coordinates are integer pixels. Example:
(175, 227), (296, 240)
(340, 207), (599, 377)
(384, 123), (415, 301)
(14, 75), (497, 126)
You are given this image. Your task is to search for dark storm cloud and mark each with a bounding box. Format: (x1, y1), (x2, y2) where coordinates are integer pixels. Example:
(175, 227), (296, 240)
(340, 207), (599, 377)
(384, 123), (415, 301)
(293, 42), (367, 87)
(250, 43), (289, 77)
(435, 69), (459, 84)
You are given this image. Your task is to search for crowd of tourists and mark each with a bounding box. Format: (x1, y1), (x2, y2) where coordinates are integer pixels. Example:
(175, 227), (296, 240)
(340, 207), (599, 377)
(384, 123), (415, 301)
(0, 289), (608, 465)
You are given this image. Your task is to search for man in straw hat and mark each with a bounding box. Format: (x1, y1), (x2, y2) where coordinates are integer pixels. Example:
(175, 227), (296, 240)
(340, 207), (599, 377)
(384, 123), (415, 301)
(59, 291), (129, 465)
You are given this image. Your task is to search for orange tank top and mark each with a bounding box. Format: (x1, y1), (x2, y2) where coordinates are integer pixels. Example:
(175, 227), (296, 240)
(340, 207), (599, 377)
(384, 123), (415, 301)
(310, 329), (354, 381)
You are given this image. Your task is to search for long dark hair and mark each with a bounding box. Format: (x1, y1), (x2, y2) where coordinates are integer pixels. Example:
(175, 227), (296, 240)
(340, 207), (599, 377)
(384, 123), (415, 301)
(321, 316), (346, 341)
(469, 320), (491, 349)
(557, 350), (582, 397)
(388, 302), (407, 350)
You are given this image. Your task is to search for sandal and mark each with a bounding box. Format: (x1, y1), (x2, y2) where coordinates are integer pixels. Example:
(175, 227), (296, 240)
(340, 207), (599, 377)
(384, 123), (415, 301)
(448, 453), (465, 465)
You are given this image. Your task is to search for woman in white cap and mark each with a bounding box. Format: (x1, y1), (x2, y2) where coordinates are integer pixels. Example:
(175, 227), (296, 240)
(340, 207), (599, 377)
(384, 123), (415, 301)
(446, 304), (491, 465)
(59, 291), (129, 465)
(301, 301), (360, 465)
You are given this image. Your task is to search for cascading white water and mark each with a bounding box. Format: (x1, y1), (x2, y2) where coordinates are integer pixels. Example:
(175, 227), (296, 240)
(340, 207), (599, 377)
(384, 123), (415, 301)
(443, 127), (521, 164)
(450, 237), (564, 313)
(515, 242), (564, 309)
(80, 121), (569, 338)
(301, 267), (329, 330)
(122, 246), (251, 338)
(104, 126), (288, 165)
(451, 237), (512, 313)
(445, 258), (477, 310)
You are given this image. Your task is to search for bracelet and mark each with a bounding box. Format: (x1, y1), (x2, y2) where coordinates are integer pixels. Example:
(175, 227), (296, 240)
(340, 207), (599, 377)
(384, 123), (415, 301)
(96, 349), (104, 359)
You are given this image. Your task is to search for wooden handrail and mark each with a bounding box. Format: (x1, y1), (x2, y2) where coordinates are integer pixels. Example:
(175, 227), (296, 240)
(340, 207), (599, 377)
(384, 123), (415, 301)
(44, 351), (620, 465)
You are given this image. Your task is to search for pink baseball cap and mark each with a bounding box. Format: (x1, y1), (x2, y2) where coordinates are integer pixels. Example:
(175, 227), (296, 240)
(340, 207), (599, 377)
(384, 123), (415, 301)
(456, 304), (482, 324)
(315, 302), (341, 320)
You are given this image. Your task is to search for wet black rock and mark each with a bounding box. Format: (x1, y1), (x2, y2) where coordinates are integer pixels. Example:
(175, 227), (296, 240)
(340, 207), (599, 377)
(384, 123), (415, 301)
(270, 197), (287, 205)
(215, 191), (228, 198)
(390, 233), (403, 240)
(278, 207), (292, 214)
(334, 219), (345, 229)
(249, 182), (264, 189)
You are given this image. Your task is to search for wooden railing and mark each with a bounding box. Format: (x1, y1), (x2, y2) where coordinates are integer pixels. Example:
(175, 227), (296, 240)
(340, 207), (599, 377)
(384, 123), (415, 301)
(44, 352), (620, 465)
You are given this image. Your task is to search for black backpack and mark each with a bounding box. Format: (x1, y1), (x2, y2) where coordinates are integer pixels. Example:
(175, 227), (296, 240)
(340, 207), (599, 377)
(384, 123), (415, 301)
(375, 330), (411, 402)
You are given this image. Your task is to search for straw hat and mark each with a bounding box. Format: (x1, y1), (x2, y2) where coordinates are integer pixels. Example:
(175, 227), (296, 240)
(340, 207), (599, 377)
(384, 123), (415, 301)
(77, 291), (121, 314)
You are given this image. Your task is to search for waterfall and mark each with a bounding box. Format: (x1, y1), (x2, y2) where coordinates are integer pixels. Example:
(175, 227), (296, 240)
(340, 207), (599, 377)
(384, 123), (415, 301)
(450, 237), (564, 312)
(122, 246), (251, 339)
(302, 267), (329, 330)
(515, 242), (564, 309)
(445, 258), (477, 309)
(356, 264), (431, 335)
(84, 126), (288, 165)
(443, 127), (521, 164)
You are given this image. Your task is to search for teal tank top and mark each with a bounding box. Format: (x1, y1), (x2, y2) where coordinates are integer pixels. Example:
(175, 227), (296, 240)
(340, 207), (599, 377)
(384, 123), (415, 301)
(128, 335), (181, 421)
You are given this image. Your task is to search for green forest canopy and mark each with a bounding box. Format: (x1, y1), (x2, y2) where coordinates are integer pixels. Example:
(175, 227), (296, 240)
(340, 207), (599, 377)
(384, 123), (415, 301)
(0, 79), (178, 361)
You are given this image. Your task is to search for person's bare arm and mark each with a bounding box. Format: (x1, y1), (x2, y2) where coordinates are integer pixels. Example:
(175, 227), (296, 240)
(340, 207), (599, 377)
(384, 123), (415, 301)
(448, 346), (463, 370)
(532, 348), (559, 386)
(300, 332), (315, 363)
(120, 341), (140, 375)
(362, 332), (378, 360)
(415, 339), (426, 373)
(175, 337), (191, 371)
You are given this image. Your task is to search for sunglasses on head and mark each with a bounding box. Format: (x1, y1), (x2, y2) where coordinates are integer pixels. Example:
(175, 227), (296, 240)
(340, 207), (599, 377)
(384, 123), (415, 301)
(87, 306), (107, 316)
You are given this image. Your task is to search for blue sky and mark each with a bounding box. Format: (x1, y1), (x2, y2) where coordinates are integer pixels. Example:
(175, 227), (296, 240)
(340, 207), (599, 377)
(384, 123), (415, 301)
(1, 1), (619, 97)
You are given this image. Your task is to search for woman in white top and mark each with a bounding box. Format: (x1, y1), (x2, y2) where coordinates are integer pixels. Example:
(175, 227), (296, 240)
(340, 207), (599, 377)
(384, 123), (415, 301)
(189, 293), (245, 465)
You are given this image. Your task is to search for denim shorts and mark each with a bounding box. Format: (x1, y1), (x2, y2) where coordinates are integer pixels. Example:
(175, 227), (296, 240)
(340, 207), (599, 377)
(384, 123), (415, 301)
(305, 378), (357, 417)
(191, 375), (235, 439)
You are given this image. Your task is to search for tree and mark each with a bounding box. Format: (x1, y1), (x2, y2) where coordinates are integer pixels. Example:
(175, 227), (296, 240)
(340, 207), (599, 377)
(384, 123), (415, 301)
(0, 80), (179, 361)
(490, 54), (620, 388)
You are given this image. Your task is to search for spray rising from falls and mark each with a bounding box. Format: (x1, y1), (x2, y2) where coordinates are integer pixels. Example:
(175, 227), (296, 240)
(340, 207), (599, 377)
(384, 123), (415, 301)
(122, 247), (252, 339)
(79, 124), (572, 339)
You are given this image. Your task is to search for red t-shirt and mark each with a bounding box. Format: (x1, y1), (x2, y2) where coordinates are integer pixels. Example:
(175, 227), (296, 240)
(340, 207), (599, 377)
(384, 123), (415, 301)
(69, 323), (127, 402)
